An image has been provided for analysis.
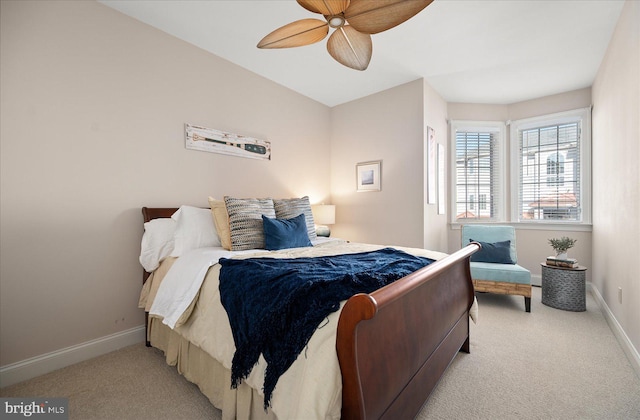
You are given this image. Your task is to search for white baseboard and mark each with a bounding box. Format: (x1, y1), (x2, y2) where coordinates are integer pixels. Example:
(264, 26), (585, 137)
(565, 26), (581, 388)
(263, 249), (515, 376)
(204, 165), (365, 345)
(0, 325), (145, 388)
(589, 284), (640, 379)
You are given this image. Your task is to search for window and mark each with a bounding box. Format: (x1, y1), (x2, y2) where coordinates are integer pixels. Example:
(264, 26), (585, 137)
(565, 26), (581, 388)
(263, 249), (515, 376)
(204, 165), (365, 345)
(511, 108), (591, 224)
(451, 121), (506, 222)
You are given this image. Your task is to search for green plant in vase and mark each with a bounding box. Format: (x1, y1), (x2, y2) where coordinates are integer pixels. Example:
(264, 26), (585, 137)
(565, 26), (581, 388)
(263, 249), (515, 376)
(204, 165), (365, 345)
(548, 236), (577, 259)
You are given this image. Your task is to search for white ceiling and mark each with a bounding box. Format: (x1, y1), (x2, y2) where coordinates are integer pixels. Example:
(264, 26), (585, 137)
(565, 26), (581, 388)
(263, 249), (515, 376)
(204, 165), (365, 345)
(99, 0), (625, 107)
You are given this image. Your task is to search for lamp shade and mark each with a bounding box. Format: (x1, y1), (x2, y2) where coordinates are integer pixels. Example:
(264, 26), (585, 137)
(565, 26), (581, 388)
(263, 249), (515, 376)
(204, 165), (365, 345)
(311, 204), (335, 225)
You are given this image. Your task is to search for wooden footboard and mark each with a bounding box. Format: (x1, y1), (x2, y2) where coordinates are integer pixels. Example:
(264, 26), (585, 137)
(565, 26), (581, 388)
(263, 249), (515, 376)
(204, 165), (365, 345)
(336, 243), (480, 420)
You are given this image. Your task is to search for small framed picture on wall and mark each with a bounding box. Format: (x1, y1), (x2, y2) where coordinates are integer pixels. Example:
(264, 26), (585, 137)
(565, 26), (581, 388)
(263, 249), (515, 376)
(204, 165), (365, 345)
(438, 143), (446, 215)
(356, 160), (382, 192)
(427, 126), (437, 204)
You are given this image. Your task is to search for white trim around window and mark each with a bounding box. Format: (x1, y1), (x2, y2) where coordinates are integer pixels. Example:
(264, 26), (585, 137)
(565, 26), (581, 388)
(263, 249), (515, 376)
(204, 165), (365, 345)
(509, 107), (592, 225)
(450, 120), (507, 224)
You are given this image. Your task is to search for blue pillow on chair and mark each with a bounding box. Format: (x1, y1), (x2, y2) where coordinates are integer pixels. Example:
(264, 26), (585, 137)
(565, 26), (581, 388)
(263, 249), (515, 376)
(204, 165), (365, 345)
(263, 214), (313, 251)
(469, 239), (515, 264)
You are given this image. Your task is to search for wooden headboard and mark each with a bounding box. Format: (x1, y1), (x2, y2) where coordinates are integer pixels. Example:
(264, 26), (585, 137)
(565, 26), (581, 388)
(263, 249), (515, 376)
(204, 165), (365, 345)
(141, 207), (179, 284)
(142, 207), (179, 223)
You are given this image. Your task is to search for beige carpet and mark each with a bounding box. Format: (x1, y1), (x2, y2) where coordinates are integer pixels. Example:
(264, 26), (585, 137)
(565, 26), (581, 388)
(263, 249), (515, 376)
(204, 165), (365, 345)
(2, 287), (640, 419)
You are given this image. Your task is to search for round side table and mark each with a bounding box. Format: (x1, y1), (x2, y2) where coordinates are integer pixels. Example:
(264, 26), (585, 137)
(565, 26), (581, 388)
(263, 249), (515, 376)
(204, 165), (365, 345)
(540, 263), (587, 312)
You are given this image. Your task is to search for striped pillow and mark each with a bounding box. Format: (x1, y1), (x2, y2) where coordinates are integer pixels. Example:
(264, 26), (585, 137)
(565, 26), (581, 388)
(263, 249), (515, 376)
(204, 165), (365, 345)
(274, 196), (317, 240)
(224, 197), (276, 251)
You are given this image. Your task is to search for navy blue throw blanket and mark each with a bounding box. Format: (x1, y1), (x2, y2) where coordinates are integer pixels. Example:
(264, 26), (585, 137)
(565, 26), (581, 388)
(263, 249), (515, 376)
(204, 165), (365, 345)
(218, 247), (435, 409)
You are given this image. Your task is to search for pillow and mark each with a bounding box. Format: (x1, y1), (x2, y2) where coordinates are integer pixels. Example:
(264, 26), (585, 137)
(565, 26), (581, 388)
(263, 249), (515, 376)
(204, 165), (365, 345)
(469, 239), (514, 264)
(139, 218), (176, 272)
(262, 214), (313, 251)
(170, 205), (221, 257)
(208, 197), (232, 250)
(273, 196), (317, 240)
(224, 197), (276, 251)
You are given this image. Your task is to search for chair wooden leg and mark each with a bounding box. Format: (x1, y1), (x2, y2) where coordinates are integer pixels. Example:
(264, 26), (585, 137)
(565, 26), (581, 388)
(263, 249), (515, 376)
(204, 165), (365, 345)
(525, 296), (531, 313)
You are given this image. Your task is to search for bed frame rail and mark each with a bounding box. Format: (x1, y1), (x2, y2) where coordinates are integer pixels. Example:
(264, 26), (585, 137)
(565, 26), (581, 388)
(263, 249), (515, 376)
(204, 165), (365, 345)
(336, 243), (480, 420)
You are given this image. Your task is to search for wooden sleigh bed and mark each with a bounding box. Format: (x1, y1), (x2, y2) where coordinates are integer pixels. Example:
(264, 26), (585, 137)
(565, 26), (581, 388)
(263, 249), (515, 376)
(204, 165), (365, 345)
(141, 206), (480, 420)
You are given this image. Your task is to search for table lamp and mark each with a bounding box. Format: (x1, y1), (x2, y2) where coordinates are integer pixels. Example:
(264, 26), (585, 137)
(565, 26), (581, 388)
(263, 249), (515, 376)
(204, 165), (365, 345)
(311, 204), (335, 237)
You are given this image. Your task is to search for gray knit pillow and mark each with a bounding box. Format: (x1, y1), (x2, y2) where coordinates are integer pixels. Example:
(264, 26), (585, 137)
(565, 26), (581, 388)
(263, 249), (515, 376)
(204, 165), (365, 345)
(224, 197), (275, 250)
(273, 196), (317, 240)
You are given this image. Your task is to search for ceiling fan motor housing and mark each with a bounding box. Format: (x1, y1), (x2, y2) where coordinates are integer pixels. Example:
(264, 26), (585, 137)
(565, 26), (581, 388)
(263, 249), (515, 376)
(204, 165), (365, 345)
(326, 14), (346, 28)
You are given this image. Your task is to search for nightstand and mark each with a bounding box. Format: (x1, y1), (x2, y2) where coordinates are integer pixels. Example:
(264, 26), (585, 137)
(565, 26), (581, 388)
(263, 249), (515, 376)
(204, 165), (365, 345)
(540, 263), (587, 311)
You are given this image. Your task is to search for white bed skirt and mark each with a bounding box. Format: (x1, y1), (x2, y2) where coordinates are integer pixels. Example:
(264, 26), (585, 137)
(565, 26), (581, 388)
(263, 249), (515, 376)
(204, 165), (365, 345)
(148, 318), (278, 420)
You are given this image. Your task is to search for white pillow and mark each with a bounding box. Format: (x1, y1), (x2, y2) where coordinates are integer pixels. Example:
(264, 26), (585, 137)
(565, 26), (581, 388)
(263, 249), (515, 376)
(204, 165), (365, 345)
(170, 205), (221, 257)
(139, 218), (177, 272)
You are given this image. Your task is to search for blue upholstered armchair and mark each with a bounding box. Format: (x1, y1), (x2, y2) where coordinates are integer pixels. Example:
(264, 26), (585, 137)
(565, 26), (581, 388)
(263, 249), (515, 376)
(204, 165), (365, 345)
(462, 225), (532, 312)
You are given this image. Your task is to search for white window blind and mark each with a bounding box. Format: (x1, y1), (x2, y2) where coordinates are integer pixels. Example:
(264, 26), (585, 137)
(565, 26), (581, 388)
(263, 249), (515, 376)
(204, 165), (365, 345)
(513, 108), (591, 224)
(453, 124), (504, 222)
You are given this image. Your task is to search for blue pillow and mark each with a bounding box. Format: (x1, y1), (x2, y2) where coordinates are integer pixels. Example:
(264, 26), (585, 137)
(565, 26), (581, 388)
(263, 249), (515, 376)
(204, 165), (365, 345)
(262, 213), (313, 251)
(469, 239), (514, 264)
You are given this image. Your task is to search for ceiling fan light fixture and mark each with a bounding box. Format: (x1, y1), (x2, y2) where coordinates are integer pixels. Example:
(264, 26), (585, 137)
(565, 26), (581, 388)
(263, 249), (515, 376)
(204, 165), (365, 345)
(327, 15), (345, 28)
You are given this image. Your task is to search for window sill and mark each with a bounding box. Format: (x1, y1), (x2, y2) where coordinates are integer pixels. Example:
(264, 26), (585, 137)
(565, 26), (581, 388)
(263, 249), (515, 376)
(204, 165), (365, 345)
(450, 222), (592, 232)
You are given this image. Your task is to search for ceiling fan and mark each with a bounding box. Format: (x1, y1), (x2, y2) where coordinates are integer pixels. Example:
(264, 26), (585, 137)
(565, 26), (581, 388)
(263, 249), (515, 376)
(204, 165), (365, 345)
(257, 0), (434, 71)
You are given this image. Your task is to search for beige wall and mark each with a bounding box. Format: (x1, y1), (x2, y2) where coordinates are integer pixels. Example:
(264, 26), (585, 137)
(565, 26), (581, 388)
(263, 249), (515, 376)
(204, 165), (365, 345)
(447, 88), (593, 284)
(592, 0), (640, 358)
(422, 81), (450, 251)
(329, 79), (449, 250)
(0, 1), (331, 366)
(329, 79), (424, 247)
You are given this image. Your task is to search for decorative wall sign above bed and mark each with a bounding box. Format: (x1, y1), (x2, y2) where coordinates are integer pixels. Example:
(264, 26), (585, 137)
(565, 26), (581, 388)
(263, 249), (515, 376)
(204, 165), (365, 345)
(185, 123), (271, 161)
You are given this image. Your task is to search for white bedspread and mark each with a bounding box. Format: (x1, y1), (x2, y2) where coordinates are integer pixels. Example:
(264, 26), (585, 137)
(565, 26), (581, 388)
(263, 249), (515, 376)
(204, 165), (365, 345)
(145, 240), (457, 419)
(149, 247), (253, 328)
(148, 237), (343, 328)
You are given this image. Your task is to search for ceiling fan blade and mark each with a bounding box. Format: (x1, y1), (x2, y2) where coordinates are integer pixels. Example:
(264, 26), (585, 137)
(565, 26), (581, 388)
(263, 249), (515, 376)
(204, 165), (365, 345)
(327, 26), (372, 71)
(345, 0), (433, 34)
(257, 19), (329, 49)
(297, 0), (350, 16)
